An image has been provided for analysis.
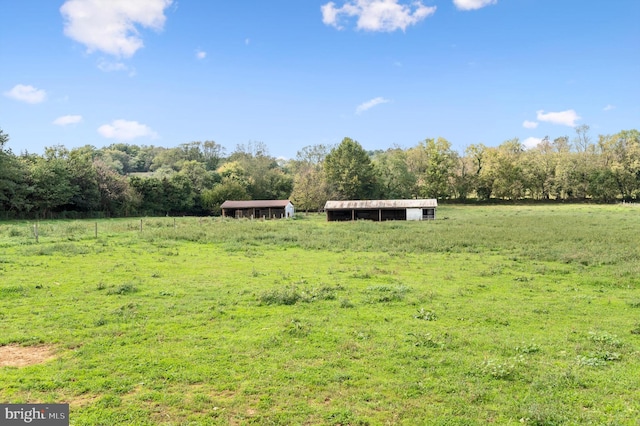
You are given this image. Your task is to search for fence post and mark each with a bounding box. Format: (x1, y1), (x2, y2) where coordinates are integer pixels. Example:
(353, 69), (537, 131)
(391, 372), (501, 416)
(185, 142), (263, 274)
(34, 222), (39, 243)
(140, 219), (143, 232)
(95, 222), (98, 238)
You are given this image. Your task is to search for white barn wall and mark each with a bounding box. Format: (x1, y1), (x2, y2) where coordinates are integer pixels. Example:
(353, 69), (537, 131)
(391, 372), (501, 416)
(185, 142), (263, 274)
(406, 208), (423, 221)
(285, 203), (295, 218)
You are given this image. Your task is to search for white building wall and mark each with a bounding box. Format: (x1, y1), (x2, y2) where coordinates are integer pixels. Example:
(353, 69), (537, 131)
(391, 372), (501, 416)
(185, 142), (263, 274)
(285, 203), (295, 218)
(406, 208), (422, 221)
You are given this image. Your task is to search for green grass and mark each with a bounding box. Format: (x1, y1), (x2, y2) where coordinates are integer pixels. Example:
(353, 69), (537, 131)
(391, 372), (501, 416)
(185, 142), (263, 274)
(1, 205), (639, 425)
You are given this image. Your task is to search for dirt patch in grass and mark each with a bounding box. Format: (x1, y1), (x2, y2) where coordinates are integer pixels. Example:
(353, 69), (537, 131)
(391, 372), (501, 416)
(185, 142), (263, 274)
(0, 344), (56, 367)
(67, 393), (100, 408)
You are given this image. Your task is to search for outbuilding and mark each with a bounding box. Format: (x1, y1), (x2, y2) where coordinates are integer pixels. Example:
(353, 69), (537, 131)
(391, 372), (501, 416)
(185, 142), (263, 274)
(324, 199), (437, 221)
(221, 200), (295, 219)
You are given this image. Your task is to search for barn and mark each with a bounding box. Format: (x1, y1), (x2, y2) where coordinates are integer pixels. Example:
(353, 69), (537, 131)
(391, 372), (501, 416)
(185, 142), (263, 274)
(220, 200), (295, 219)
(324, 199), (437, 222)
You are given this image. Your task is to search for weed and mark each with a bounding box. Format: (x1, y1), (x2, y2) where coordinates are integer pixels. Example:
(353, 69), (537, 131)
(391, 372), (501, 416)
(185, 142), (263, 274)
(480, 358), (518, 380)
(8, 228), (27, 237)
(284, 318), (310, 337)
(575, 355), (606, 367)
(352, 330), (371, 340)
(111, 303), (138, 323)
(520, 403), (568, 426)
(588, 331), (622, 348)
(352, 271), (372, 279)
(599, 351), (621, 361)
(107, 283), (138, 295)
(0, 285), (26, 296)
(326, 410), (369, 426)
(407, 332), (442, 348)
(259, 286), (301, 305)
(515, 341), (541, 354)
(340, 298), (355, 308)
(414, 308), (437, 321)
(364, 285), (409, 303)
(300, 285), (339, 302)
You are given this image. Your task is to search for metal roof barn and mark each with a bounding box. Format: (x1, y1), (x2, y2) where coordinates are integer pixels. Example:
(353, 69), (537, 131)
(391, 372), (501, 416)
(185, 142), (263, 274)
(221, 200), (294, 219)
(324, 199), (437, 221)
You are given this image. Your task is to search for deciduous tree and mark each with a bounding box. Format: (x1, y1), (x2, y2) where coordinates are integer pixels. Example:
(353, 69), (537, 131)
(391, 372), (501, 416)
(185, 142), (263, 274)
(324, 137), (377, 200)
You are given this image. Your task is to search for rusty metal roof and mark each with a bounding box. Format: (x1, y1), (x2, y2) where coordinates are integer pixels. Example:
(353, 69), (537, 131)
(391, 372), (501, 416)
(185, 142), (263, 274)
(221, 200), (293, 209)
(324, 199), (437, 210)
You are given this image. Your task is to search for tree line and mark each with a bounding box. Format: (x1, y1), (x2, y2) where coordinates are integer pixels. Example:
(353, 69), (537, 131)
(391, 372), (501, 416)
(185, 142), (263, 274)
(0, 126), (639, 219)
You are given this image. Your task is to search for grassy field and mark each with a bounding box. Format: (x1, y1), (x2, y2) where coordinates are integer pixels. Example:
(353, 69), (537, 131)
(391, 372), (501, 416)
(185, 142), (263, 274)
(1, 205), (639, 425)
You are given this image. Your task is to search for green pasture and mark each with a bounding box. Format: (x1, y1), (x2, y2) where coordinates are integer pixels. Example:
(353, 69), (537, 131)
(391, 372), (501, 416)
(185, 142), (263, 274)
(1, 205), (639, 425)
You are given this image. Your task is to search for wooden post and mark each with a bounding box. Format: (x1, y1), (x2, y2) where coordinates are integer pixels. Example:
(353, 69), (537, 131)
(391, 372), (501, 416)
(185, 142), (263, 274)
(34, 222), (39, 243)
(140, 219), (143, 232)
(95, 222), (98, 238)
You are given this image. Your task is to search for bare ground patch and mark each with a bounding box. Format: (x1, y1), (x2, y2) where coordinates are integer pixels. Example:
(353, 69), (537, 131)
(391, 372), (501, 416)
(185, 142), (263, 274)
(0, 344), (56, 367)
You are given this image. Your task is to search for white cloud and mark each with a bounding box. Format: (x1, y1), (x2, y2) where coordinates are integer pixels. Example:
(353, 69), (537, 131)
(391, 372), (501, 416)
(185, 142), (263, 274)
(53, 115), (83, 126)
(356, 97), (390, 114)
(98, 119), (158, 141)
(97, 59), (128, 72)
(60, 0), (173, 58)
(322, 0), (436, 32)
(523, 137), (542, 149)
(453, 0), (497, 11)
(245, 38), (251, 45)
(522, 120), (538, 129)
(536, 109), (581, 127)
(603, 104), (615, 111)
(196, 50), (207, 60)
(4, 84), (47, 104)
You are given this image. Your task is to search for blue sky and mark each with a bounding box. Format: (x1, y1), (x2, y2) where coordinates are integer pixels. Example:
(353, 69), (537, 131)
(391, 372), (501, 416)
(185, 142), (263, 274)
(1, 0), (638, 158)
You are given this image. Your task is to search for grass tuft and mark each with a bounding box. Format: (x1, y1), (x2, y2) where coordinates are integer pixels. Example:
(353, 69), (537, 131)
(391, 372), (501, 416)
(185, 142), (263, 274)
(106, 283), (138, 295)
